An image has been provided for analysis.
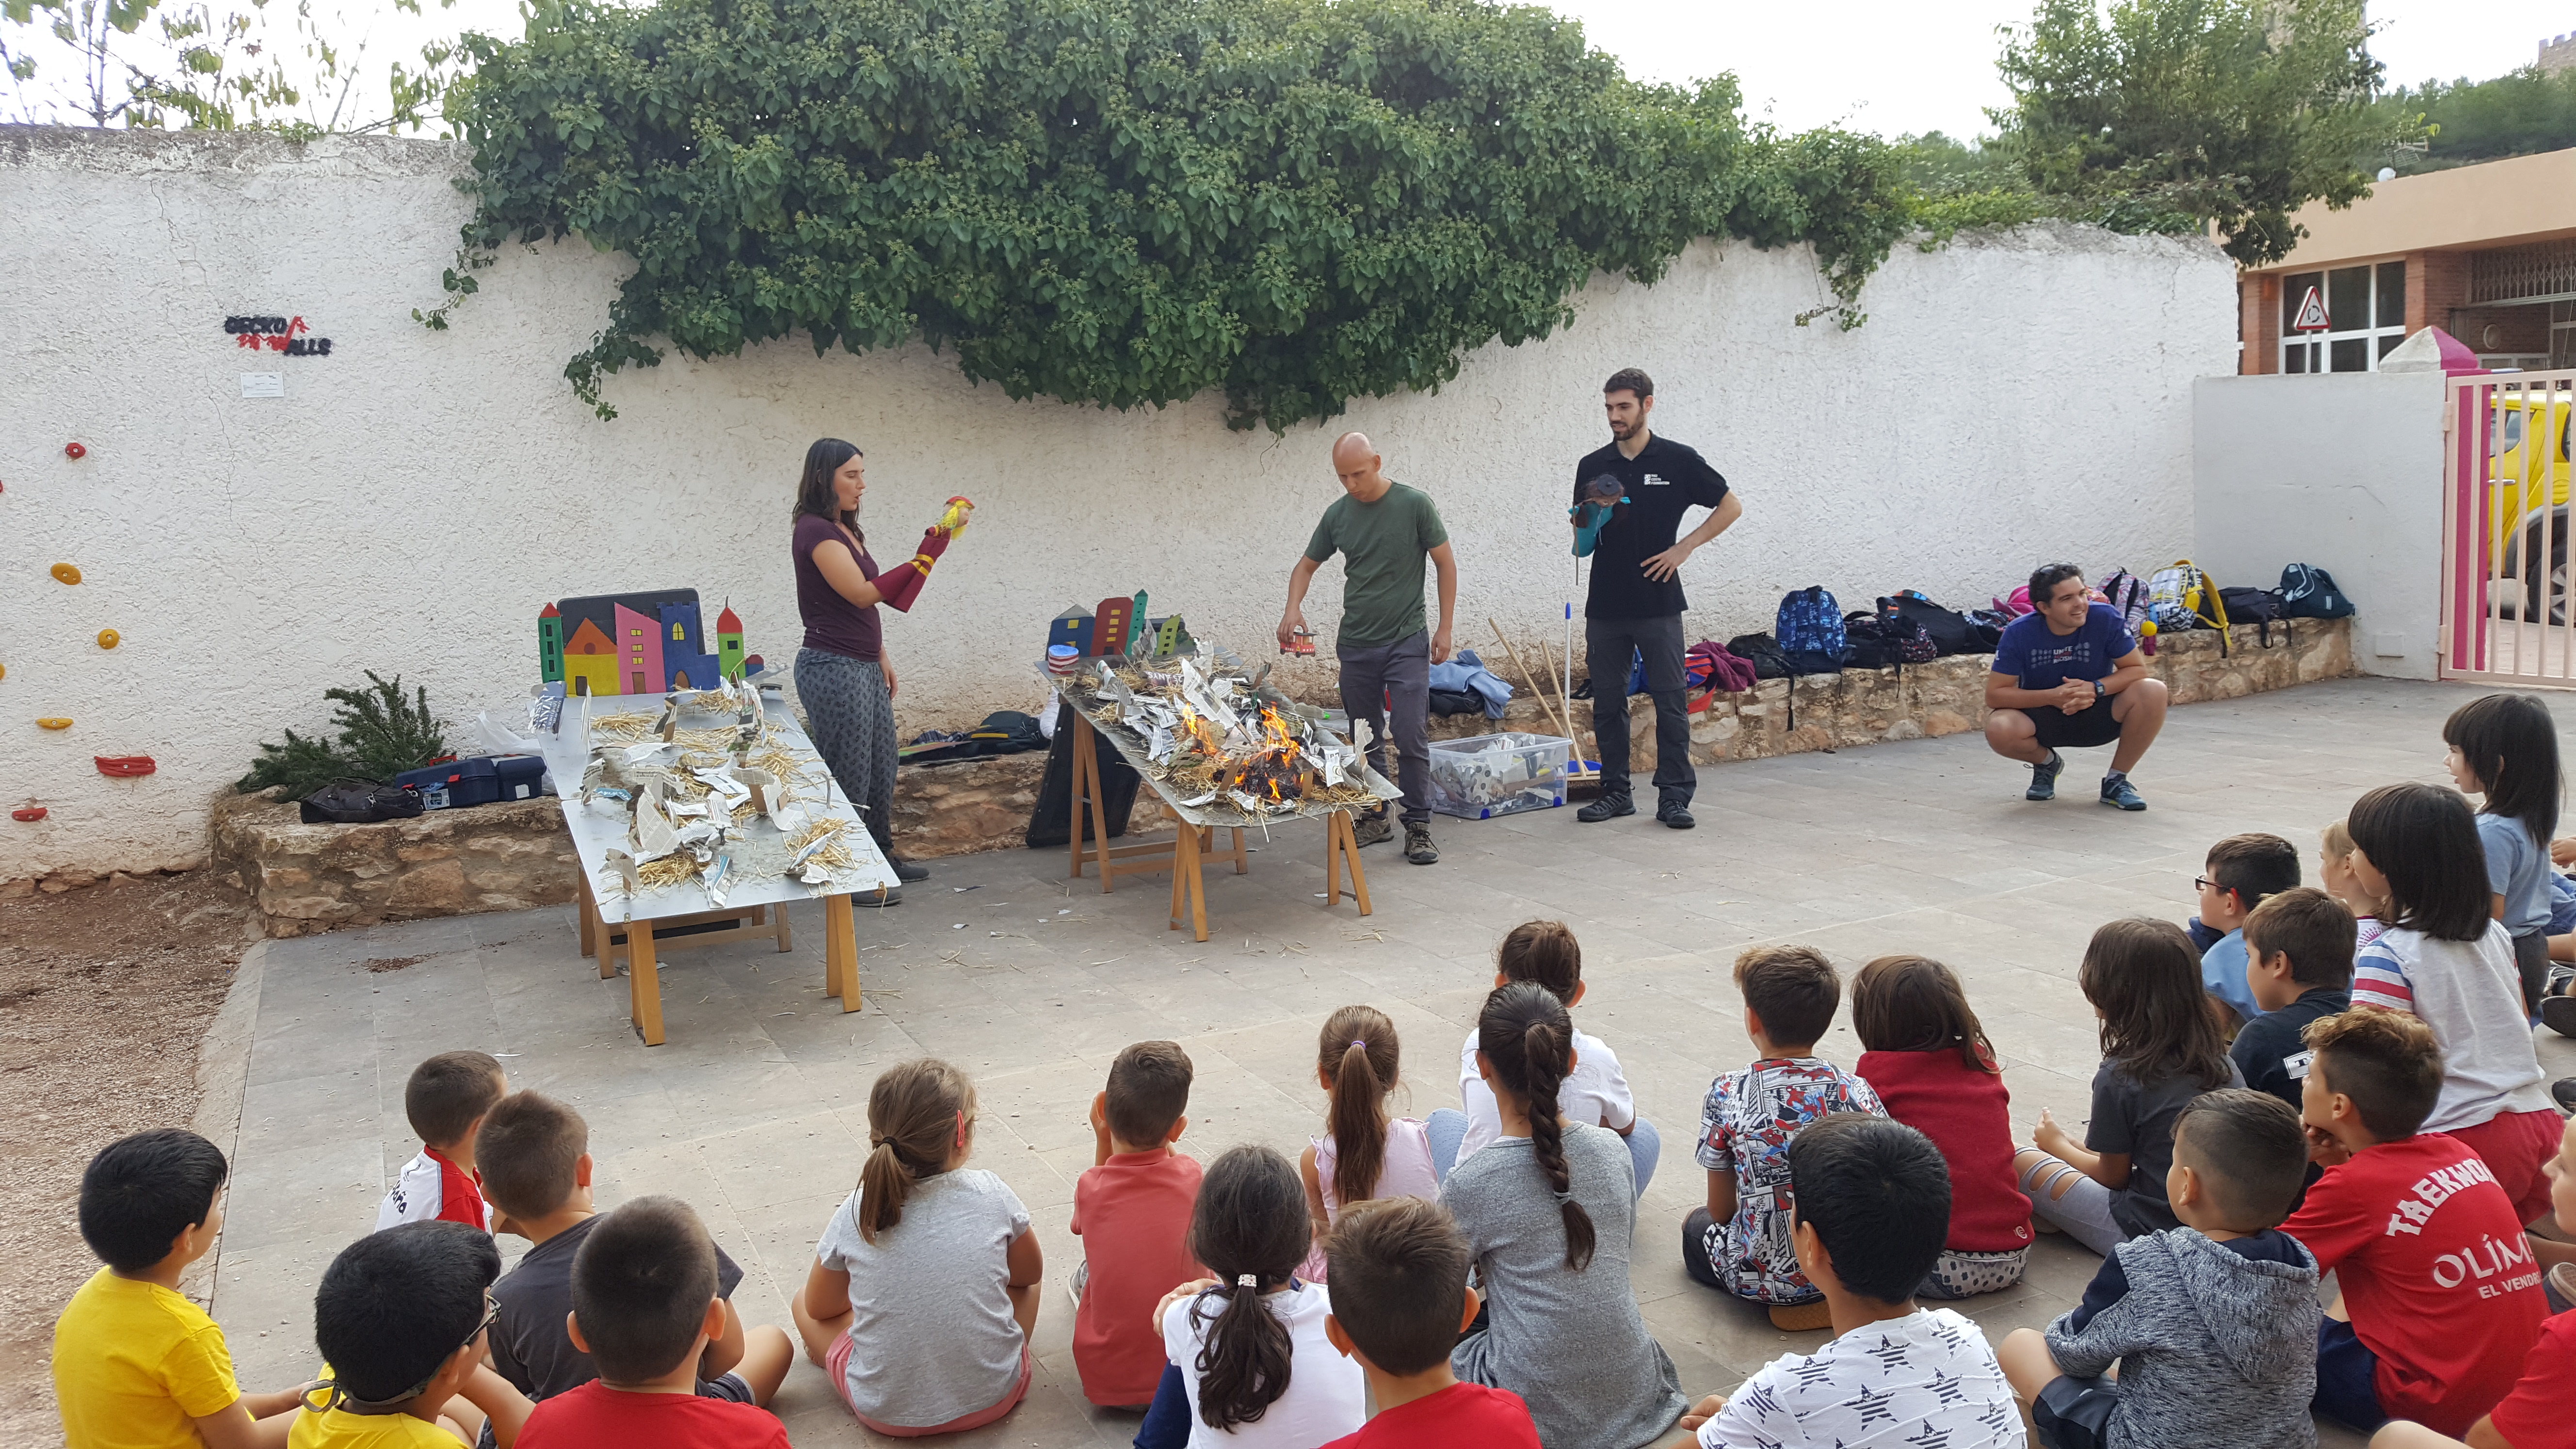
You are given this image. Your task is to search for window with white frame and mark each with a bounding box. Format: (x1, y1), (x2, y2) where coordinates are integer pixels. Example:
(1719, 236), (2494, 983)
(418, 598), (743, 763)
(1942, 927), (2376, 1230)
(2280, 261), (2406, 372)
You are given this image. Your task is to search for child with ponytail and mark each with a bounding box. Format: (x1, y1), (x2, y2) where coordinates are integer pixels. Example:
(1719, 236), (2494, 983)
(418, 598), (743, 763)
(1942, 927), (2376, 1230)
(1445, 982), (1685, 1449)
(1296, 1006), (1439, 1280)
(2443, 692), (2562, 1013)
(1133, 1145), (1363, 1449)
(791, 1058), (1041, 1437)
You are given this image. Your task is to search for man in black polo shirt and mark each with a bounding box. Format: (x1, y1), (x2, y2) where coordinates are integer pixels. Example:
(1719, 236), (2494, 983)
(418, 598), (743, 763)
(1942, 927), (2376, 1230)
(1574, 368), (1744, 829)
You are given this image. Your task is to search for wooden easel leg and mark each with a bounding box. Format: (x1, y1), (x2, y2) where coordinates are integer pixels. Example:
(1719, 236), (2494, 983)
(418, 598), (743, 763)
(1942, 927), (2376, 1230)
(595, 892), (619, 982)
(827, 894), (860, 1012)
(1068, 715), (1093, 881)
(577, 874), (597, 957)
(1087, 753), (1117, 896)
(1345, 822), (1374, 918)
(1168, 821), (1194, 931)
(1324, 810), (1348, 907)
(774, 902), (793, 953)
(1186, 824), (1209, 943)
(628, 919), (664, 1046)
(1226, 826), (1248, 875)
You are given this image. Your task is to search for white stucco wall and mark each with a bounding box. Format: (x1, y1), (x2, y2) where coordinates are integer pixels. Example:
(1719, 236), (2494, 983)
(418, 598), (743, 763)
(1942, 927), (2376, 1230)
(2191, 372), (2449, 681)
(0, 127), (2236, 882)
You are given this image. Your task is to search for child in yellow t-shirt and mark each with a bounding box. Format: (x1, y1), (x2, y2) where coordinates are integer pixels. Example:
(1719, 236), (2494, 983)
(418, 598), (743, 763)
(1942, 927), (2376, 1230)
(290, 1222), (532, 1449)
(53, 1129), (303, 1449)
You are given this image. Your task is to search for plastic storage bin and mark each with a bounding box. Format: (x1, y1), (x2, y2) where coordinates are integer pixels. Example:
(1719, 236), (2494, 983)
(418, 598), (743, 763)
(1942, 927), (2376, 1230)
(1427, 732), (1571, 820)
(394, 757), (501, 809)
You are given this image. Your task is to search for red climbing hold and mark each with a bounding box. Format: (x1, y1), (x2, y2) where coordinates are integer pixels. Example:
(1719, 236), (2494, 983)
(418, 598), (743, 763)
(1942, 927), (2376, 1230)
(10, 805), (45, 822)
(63, 442), (87, 459)
(94, 755), (156, 777)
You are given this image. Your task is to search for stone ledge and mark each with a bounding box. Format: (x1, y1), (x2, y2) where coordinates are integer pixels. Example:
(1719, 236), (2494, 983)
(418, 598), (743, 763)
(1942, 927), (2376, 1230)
(209, 792), (580, 938)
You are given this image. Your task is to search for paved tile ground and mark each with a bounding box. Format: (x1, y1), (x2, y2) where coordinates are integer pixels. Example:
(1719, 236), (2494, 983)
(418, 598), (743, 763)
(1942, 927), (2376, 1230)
(209, 677), (2576, 1448)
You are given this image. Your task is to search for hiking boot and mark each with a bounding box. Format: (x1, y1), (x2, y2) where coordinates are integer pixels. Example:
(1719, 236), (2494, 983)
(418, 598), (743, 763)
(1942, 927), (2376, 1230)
(1576, 792), (1635, 823)
(1767, 1300), (1834, 1331)
(888, 853), (930, 884)
(1658, 799), (1696, 830)
(2542, 995), (2576, 1039)
(1351, 811), (1393, 848)
(855, 887), (903, 908)
(1404, 823), (1440, 865)
(2099, 775), (2147, 811)
(2026, 750), (2063, 802)
(2554, 1076), (2576, 1113)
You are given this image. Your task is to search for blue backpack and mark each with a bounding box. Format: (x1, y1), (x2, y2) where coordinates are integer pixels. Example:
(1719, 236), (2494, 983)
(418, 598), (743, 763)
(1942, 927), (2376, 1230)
(2278, 564), (2356, 619)
(1775, 587), (1847, 674)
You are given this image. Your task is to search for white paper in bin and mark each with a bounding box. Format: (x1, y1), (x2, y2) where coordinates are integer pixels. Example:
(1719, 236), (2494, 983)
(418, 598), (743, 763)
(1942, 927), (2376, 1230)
(1426, 732), (1572, 820)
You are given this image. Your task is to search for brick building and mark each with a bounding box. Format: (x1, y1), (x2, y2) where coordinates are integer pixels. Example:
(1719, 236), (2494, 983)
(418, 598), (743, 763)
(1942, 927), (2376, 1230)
(2237, 147), (2576, 375)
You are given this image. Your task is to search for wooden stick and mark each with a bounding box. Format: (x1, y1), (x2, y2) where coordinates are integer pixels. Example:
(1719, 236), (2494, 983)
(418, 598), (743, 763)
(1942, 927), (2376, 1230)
(1536, 634), (1598, 775)
(1490, 619), (1572, 741)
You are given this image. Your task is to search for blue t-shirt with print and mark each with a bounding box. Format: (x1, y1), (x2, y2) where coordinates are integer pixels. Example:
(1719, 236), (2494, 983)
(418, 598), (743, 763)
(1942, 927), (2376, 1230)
(1991, 603), (2138, 691)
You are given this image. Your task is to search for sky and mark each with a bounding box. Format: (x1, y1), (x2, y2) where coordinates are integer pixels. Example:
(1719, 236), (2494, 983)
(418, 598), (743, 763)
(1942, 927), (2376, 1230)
(2, 0), (2566, 139)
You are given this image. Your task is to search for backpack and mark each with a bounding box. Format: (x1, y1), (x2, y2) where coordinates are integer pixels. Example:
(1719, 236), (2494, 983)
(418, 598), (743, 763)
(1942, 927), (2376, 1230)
(300, 778), (424, 824)
(1775, 587), (1847, 674)
(2219, 587), (2288, 648)
(1686, 640), (1757, 694)
(2145, 561), (2218, 631)
(1996, 586), (2035, 619)
(1882, 592), (1980, 656)
(2278, 564), (2356, 619)
(1963, 608), (2012, 648)
(1727, 633), (1794, 681)
(1843, 610), (1937, 669)
(2096, 568), (2156, 657)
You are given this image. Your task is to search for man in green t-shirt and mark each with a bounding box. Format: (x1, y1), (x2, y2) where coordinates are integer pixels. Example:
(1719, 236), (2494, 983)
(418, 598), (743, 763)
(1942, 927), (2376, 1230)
(1278, 432), (1458, 865)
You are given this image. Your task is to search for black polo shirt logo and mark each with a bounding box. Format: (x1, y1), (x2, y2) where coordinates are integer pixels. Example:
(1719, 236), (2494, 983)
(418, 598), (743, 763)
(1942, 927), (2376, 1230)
(1642, 472), (1668, 486)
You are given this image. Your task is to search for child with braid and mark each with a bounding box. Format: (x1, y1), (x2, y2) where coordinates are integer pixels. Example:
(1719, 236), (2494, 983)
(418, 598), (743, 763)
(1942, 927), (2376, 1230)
(1442, 982), (1685, 1449)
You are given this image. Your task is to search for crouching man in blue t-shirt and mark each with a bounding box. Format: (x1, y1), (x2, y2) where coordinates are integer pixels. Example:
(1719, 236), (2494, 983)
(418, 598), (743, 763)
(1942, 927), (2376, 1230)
(1984, 564), (2169, 811)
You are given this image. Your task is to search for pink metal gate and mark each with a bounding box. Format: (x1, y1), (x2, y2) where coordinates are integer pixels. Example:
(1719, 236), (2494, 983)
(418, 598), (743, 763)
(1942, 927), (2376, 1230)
(2441, 368), (2576, 684)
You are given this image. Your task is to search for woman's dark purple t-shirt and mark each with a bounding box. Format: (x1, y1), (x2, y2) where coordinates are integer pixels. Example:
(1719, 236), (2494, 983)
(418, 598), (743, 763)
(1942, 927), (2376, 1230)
(793, 512), (882, 660)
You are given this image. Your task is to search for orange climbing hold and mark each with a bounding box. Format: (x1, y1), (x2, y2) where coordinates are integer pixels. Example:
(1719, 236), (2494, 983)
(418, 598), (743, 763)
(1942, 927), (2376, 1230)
(97, 629), (119, 649)
(50, 563), (80, 585)
(36, 718), (70, 730)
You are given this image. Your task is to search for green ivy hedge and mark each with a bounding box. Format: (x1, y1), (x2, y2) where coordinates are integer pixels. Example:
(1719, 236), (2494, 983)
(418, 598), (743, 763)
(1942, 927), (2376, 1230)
(435, 0), (1914, 429)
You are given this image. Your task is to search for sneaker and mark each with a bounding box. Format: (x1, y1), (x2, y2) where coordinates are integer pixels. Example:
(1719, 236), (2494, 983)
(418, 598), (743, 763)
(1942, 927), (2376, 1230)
(2543, 996), (2576, 1039)
(2554, 1076), (2576, 1113)
(1351, 811), (1393, 848)
(2550, 1262), (2576, 1315)
(1766, 1300), (1834, 1331)
(888, 854), (930, 884)
(1658, 799), (1696, 830)
(1576, 792), (1635, 823)
(1404, 823), (1440, 865)
(2099, 775), (2147, 811)
(2026, 751), (2063, 802)
(855, 886), (903, 908)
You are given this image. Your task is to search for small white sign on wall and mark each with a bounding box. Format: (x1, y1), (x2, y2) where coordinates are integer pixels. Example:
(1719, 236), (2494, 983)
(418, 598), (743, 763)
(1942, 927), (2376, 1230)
(240, 372), (283, 398)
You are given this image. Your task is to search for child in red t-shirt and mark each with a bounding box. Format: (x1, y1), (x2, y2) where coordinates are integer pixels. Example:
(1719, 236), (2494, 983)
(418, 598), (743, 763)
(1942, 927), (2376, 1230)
(1070, 1041), (1204, 1408)
(1851, 954), (2033, 1297)
(2371, 1112), (2576, 1449)
(2283, 1009), (2545, 1439)
(1316, 1197), (1539, 1449)
(518, 1198), (786, 1449)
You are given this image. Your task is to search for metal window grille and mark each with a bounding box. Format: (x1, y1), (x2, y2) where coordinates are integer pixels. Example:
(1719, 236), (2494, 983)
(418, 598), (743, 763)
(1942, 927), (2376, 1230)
(2471, 240), (2576, 306)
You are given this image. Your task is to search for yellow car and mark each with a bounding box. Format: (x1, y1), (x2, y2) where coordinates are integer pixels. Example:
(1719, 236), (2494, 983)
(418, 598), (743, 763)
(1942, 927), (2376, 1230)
(2490, 392), (2575, 622)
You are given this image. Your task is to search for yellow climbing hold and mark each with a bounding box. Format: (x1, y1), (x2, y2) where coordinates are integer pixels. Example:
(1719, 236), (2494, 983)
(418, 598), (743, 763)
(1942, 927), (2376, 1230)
(50, 563), (80, 585)
(97, 629), (119, 649)
(37, 718), (70, 730)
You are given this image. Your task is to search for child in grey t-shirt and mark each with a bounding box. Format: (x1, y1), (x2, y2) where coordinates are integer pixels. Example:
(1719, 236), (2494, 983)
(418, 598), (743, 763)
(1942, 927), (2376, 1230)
(1444, 983), (1684, 1449)
(792, 1059), (1040, 1434)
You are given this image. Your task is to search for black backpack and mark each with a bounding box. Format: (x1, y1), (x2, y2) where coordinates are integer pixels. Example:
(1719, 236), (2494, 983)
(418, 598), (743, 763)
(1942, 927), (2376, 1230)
(1726, 633), (1794, 681)
(2278, 564), (2356, 619)
(2218, 587), (2289, 648)
(1882, 591), (1981, 656)
(1842, 610), (1937, 669)
(300, 778), (424, 824)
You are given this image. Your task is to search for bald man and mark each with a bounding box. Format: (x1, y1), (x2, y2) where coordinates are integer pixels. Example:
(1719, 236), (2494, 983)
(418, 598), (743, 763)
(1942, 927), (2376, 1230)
(1279, 433), (1458, 865)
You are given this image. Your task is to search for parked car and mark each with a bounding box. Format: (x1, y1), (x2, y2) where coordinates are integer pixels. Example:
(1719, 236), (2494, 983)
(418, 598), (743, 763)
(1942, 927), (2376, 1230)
(2486, 392), (2573, 623)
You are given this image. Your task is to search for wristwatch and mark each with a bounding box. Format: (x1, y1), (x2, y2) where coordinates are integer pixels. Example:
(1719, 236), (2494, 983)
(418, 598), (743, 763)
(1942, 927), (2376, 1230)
(2091, 679), (2106, 702)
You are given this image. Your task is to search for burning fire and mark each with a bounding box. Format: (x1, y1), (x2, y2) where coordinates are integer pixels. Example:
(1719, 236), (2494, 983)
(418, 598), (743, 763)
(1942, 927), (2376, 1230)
(1237, 706), (1307, 804)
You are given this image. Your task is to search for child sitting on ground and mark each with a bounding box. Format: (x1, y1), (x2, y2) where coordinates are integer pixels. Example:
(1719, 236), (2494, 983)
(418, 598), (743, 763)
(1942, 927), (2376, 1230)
(378, 1051), (508, 1232)
(2443, 692), (2560, 1014)
(1677, 1114), (2021, 1448)
(1451, 982), (1685, 1449)
(1687, 944), (1885, 1329)
(2370, 1113), (2576, 1449)
(1851, 954), (2033, 1298)
(1134, 1146), (1364, 1448)
(2232, 887), (2356, 1113)
(2346, 783), (2559, 1226)
(1070, 1040), (1203, 1410)
(2000, 1089), (2322, 1449)
(1315, 1198), (1539, 1447)
(474, 1091), (789, 1418)
(1299, 1006), (1439, 1280)
(2017, 918), (2241, 1257)
(2282, 1008), (2545, 1437)
(516, 1198), (787, 1449)
(53, 1129), (304, 1449)
(2194, 833), (2302, 1027)
(1432, 920), (1655, 1199)
(295, 1222), (532, 1448)
(2321, 820), (2389, 952)
(791, 1058), (1039, 1437)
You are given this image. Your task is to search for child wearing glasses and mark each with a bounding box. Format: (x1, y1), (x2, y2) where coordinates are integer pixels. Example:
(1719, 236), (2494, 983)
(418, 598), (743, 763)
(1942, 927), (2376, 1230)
(293, 1221), (531, 1448)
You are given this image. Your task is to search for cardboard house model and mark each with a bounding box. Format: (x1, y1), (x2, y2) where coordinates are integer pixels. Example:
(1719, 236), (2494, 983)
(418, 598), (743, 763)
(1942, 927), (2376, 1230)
(1047, 605), (1095, 655)
(539, 590), (754, 695)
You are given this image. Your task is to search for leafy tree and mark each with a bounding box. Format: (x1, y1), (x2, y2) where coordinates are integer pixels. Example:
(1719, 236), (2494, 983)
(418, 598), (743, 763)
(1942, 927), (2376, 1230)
(238, 671), (447, 800)
(434, 0), (1918, 430)
(1990, 0), (2425, 264)
(1, 0), (461, 132)
(2378, 65), (2576, 175)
